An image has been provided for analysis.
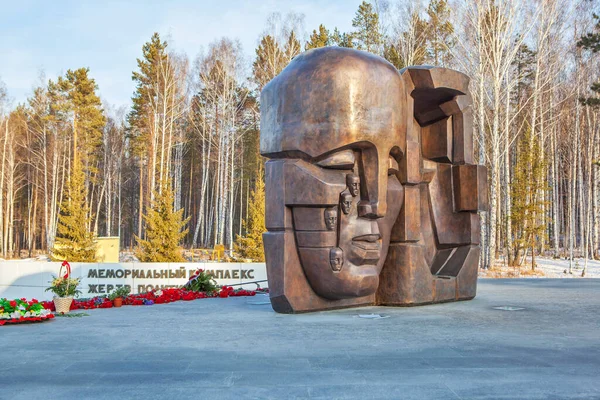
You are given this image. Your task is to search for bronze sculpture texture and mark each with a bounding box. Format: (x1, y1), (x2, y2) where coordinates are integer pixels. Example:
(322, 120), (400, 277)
(261, 47), (488, 313)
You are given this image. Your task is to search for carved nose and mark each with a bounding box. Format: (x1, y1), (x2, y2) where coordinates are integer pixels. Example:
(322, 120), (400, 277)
(358, 202), (384, 218)
(357, 148), (387, 219)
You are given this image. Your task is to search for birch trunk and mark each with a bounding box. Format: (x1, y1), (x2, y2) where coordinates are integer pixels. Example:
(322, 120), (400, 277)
(0, 117), (8, 255)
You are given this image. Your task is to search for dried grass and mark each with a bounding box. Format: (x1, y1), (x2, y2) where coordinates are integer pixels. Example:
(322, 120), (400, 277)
(479, 263), (545, 278)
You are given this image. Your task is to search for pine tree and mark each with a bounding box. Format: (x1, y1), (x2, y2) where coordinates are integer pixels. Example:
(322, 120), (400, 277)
(578, 13), (600, 52)
(57, 68), (105, 171)
(284, 30), (302, 60)
(252, 30), (300, 93)
(128, 33), (169, 239)
(425, 0), (455, 66)
(383, 43), (403, 69)
(51, 160), (97, 262)
(135, 180), (189, 262)
(512, 43), (536, 104)
(306, 24), (331, 50)
(351, 1), (382, 54)
(235, 175), (265, 262)
(331, 28), (355, 48)
(252, 35), (286, 92)
(50, 67), (104, 262)
(129, 32), (168, 145)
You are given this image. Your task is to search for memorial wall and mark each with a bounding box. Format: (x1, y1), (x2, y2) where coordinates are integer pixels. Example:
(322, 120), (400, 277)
(0, 262), (267, 300)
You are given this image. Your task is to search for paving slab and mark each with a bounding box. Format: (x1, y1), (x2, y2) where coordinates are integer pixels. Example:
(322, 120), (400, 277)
(1, 279), (599, 400)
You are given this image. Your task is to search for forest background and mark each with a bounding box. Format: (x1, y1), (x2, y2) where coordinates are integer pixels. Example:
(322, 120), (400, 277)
(1, 0), (600, 271)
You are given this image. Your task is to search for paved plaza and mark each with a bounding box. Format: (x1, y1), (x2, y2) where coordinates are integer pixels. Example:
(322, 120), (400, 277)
(1, 279), (599, 400)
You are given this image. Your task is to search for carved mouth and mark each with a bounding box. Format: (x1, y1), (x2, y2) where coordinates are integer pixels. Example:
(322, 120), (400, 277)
(352, 240), (380, 251)
(352, 234), (381, 242)
(351, 237), (381, 265)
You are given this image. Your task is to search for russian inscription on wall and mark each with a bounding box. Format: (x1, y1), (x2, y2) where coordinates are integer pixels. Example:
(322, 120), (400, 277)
(0, 262), (267, 300)
(86, 266), (256, 294)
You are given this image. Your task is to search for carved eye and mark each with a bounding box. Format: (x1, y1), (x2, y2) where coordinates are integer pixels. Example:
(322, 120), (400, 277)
(388, 156), (399, 175)
(317, 150), (355, 170)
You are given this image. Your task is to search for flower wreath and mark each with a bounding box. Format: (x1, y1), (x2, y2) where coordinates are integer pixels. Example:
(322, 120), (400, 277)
(0, 298), (55, 326)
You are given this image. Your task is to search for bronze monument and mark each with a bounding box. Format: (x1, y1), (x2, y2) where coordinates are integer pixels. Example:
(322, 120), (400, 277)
(261, 47), (488, 313)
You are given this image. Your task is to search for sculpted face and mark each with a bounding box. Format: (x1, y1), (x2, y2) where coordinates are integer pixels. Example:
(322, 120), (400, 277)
(329, 248), (344, 272)
(324, 208), (337, 231)
(340, 192), (352, 215)
(346, 174), (360, 197)
(261, 47), (406, 300)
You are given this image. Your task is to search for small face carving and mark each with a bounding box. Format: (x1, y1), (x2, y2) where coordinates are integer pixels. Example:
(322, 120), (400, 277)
(324, 208), (337, 231)
(329, 247), (344, 272)
(340, 192), (352, 215)
(346, 174), (360, 197)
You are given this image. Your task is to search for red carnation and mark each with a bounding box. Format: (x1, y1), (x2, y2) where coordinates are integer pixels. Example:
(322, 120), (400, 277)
(9, 300), (16, 308)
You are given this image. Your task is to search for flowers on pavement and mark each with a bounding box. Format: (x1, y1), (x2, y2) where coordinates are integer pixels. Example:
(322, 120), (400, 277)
(37, 286), (258, 312)
(3, 266), (264, 325)
(0, 298), (55, 325)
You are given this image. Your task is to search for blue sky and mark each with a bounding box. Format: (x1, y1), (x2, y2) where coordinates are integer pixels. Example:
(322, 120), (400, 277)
(0, 0), (363, 108)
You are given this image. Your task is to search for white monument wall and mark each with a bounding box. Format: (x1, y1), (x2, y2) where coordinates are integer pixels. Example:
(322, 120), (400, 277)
(0, 262), (267, 301)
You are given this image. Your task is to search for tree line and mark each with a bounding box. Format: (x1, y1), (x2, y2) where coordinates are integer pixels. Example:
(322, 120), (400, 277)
(0, 0), (599, 268)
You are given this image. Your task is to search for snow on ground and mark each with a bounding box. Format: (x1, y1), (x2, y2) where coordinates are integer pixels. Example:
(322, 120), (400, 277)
(532, 257), (600, 278)
(481, 256), (600, 278)
(1, 255), (49, 262)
